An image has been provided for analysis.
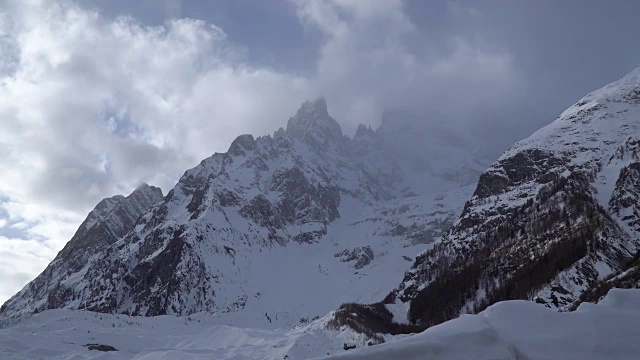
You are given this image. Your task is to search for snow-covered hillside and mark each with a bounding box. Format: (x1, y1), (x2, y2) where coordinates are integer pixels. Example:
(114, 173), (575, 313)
(2, 288), (640, 359)
(321, 288), (640, 360)
(387, 65), (640, 328)
(0, 307), (365, 359)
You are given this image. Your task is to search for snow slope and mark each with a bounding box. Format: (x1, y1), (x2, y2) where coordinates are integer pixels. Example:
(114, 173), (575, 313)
(321, 288), (640, 360)
(390, 65), (640, 329)
(0, 309), (358, 359)
(2, 288), (640, 359)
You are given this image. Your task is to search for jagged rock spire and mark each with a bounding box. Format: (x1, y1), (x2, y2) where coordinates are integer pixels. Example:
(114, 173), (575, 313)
(286, 97), (343, 145)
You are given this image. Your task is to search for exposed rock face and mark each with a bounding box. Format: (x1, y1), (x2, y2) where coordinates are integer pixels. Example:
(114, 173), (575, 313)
(85, 344), (118, 352)
(286, 97), (343, 148)
(335, 246), (375, 269)
(608, 140), (640, 239)
(228, 134), (257, 156)
(573, 251), (640, 308)
(384, 66), (640, 328)
(0, 184), (163, 317)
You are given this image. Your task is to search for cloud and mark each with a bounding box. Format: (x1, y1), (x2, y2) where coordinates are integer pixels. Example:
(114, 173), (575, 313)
(1, 0), (315, 206)
(446, 0), (482, 17)
(293, 0), (522, 131)
(0, 237), (59, 303)
(0, 0), (313, 303)
(0, 0), (522, 303)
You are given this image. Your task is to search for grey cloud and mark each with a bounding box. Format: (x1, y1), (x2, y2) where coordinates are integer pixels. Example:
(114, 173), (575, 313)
(3, 0), (638, 227)
(0, 1), (312, 236)
(404, 0), (640, 149)
(294, 0), (523, 146)
(0, 241), (57, 302)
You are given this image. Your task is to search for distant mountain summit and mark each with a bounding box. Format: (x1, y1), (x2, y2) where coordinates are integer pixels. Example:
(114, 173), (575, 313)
(286, 97), (343, 144)
(0, 98), (487, 327)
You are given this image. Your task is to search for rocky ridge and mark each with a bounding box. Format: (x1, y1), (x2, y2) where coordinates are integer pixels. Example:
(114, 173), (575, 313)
(384, 66), (640, 327)
(0, 98), (485, 329)
(0, 184), (163, 320)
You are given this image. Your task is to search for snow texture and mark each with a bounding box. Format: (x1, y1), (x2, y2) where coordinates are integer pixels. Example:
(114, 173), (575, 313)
(320, 288), (640, 360)
(2, 288), (640, 359)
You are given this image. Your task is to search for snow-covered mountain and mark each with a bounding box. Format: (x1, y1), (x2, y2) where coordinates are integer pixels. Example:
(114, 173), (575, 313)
(0, 97), (485, 329)
(4, 66), (640, 358)
(377, 65), (640, 328)
(0, 184), (163, 323)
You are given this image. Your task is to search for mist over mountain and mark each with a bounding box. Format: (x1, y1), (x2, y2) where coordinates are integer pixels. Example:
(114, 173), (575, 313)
(334, 65), (640, 333)
(4, 66), (640, 359)
(0, 98), (486, 330)
(4, 1), (640, 358)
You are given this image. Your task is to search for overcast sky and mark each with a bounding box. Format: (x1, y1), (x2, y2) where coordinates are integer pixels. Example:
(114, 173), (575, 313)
(1, 0), (640, 304)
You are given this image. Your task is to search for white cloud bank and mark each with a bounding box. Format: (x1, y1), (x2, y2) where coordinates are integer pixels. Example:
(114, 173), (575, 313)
(0, 0), (522, 303)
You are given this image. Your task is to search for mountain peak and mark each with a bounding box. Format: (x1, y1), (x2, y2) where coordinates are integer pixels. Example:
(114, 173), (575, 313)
(135, 182), (151, 191)
(286, 97), (342, 143)
(130, 183), (163, 201)
(228, 134), (257, 156)
(300, 96), (328, 116)
(355, 123), (375, 138)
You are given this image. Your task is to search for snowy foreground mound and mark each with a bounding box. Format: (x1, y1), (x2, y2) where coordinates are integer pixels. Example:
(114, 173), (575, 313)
(323, 288), (640, 360)
(2, 289), (640, 359)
